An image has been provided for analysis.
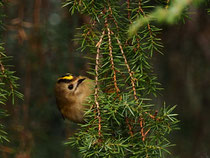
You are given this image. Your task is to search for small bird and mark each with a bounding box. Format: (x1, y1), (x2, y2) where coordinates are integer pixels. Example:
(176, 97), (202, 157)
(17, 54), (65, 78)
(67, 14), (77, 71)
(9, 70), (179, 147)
(55, 74), (94, 123)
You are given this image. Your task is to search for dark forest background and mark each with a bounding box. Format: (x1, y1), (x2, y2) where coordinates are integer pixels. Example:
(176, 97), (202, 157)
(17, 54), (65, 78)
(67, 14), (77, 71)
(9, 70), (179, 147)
(1, 0), (210, 158)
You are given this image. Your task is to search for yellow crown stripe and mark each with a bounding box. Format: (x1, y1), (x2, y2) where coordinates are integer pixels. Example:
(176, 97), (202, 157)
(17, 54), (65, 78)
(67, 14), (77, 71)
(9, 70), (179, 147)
(58, 75), (74, 80)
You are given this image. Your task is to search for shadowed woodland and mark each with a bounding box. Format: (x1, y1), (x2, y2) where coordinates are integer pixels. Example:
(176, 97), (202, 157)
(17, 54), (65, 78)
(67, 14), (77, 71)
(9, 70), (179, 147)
(0, 0), (210, 158)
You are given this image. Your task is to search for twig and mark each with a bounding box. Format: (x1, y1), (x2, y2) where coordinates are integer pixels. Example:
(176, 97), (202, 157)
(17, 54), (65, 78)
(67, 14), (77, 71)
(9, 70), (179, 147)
(126, 117), (133, 137)
(94, 30), (105, 137)
(115, 36), (138, 100)
(138, 0), (152, 37)
(139, 117), (150, 141)
(108, 3), (120, 33)
(145, 110), (159, 120)
(105, 17), (120, 95)
(138, 0), (144, 15)
(127, 0), (131, 20)
(107, 5), (138, 101)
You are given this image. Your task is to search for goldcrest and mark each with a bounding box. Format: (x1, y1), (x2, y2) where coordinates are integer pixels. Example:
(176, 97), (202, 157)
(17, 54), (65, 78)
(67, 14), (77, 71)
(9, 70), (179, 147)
(55, 74), (94, 123)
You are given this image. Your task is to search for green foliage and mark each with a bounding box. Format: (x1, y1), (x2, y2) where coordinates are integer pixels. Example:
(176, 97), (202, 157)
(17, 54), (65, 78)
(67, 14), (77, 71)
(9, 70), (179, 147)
(0, 2), (23, 144)
(128, 0), (206, 36)
(63, 0), (178, 157)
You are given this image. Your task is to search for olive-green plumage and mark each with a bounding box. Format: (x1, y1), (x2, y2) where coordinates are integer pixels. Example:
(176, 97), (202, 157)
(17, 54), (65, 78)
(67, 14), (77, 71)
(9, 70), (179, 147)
(55, 74), (94, 123)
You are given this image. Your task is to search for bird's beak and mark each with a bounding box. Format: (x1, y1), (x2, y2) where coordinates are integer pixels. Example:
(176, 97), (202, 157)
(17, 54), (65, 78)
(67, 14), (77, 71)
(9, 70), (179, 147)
(74, 78), (86, 91)
(77, 78), (86, 87)
(75, 78), (86, 91)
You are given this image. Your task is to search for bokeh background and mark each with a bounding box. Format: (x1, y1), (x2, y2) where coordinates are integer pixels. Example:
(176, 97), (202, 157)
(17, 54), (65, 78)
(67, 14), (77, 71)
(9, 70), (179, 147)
(1, 0), (210, 158)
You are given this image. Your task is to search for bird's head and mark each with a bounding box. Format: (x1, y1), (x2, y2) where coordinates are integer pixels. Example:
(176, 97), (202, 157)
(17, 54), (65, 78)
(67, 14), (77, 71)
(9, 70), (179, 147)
(55, 74), (87, 99)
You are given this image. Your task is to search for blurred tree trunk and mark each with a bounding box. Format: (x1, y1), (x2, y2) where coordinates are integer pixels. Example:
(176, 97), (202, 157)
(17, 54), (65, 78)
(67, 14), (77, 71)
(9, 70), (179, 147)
(155, 7), (210, 158)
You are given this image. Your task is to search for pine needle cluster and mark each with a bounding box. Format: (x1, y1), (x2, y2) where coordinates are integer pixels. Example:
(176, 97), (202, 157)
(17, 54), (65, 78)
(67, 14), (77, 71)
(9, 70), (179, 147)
(0, 2), (23, 143)
(128, 0), (208, 36)
(63, 0), (179, 157)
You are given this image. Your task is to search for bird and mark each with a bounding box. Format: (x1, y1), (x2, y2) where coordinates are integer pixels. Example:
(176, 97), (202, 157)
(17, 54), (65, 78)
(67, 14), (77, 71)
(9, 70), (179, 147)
(55, 74), (94, 123)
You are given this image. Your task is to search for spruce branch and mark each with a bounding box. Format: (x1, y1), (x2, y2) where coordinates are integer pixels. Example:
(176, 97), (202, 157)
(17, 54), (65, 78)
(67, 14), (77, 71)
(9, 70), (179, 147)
(0, 2), (23, 143)
(127, 0), (131, 20)
(0, 56), (14, 98)
(107, 3), (138, 101)
(105, 17), (120, 96)
(94, 30), (105, 137)
(115, 36), (137, 101)
(63, 0), (179, 157)
(0, 52), (22, 104)
(139, 117), (150, 142)
(108, 3), (119, 32)
(129, 0), (205, 36)
(138, 0), (144, 16)
(138, 0), (154, 51)
(83, 20), (96, 43)
(125, 117), (133, 137)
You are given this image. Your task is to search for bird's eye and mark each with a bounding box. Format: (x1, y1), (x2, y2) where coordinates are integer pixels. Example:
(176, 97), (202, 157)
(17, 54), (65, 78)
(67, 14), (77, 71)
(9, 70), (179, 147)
(68, 84), (74, 90)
